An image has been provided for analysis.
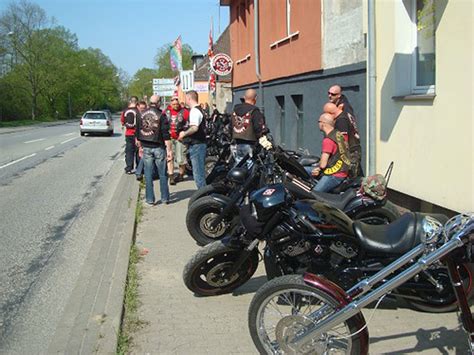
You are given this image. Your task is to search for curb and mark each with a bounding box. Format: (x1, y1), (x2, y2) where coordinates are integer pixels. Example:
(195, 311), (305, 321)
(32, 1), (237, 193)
(47, 166), (140, 354)
(0, 119), (80, 135)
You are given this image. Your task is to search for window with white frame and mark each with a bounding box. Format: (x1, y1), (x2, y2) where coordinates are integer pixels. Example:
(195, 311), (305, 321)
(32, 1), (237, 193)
(270, 0), (299, 48)
(412, 0), (436, 94)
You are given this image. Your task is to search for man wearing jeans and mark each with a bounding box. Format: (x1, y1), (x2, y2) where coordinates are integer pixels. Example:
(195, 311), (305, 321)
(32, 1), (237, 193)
(121, 96), (140, 174)
(178, 90), (207, 189)
(310, 113), (351, 192)
(136, 95), (172, 205)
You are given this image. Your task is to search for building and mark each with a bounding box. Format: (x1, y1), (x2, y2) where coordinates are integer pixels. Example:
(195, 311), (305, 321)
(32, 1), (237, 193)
(220, 0), (367, 156)
(373, 0), (473, 213)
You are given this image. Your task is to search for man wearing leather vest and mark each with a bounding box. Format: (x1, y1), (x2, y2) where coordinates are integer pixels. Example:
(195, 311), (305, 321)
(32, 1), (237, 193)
(324, 102), (363, 177)
(121, 96), (140, 174)
(231, 88), (269, 164)
(136, 95), (172, 205)
(165, 97), (189, 185)
(310, 113), (350, 192)
(178, 90), (207, 189)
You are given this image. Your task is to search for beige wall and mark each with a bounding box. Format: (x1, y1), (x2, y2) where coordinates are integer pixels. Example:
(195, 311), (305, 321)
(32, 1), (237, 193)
(375, 0), (473, 212)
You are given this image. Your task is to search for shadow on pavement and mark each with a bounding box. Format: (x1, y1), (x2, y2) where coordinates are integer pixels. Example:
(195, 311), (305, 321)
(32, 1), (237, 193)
(170, 189), (197, 202)
(370, 325), (468, 354)
(232, 275), (268, 296)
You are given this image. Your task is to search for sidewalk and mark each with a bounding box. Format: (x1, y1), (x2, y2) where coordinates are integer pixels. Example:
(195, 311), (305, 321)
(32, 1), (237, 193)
(131, 179), (469, 354)
(0, 118), (79, 134)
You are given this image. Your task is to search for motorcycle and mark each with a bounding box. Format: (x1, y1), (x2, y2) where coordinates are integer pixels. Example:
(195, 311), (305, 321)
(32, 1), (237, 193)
(182, 183), (472, 313)
(186, 149), (399, 245)
(247, 213), (474, 354)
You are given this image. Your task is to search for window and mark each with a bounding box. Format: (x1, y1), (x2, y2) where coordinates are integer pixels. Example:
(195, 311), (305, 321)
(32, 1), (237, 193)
(276, 96), (285, 144)
(412, 0), (435, 94)
(291, 95), (304, 149)
(270, 0), (299, 49)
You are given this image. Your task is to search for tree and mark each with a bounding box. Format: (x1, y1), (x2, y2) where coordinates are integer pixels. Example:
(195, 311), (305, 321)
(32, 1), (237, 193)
(154, 43), (194, 79)
(128, 68), (158, 100)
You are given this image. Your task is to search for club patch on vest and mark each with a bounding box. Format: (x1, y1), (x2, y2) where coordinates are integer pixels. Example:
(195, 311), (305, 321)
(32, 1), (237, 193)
(140, 110), (160, 136)
(232, 111), (252, 134)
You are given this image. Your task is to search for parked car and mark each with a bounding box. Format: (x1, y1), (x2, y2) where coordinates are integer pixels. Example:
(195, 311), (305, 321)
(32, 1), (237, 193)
(80, 111), (114, 136)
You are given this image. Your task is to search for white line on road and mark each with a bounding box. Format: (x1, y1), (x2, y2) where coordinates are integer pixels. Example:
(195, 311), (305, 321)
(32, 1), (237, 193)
(0, 153), (37, 169)
(60, 137), (79, 145)
(62, 132), (75, 137)
(45, 145), (55, 151)
(24, 138), (45, 144)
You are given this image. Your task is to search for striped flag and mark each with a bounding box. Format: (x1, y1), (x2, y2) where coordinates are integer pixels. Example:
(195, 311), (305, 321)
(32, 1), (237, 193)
(170, 36), (182, 71)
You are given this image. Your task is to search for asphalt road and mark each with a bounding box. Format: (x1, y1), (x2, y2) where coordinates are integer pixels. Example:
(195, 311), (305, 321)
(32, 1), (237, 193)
(0, 118), (126, 352)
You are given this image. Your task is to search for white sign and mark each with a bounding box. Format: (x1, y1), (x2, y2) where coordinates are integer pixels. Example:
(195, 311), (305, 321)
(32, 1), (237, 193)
(210, 53), (233, 76)
(194, 82), (208, 93)
(153, 90), (175, 97)
(153, 78), (174, 85)
(180, 70), (194, 91)
(153, 84), (175, 91)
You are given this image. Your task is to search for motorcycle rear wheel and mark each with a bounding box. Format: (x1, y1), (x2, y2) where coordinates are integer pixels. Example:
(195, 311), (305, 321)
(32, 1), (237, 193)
(404, 263), (474, 313)
(248, 275), (366, 355)
(183, 241), (259, 296)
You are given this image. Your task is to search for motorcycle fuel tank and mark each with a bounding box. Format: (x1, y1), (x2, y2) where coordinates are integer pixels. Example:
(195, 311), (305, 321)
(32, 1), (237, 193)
(293, 200), (355, 236)
(250, 183), (288, 209)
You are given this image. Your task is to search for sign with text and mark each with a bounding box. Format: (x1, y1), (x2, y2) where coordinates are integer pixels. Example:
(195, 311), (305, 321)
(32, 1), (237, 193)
(210, 53), (233, 76)
(180, 70), (194, 91)
(153, 78), (176, 97)
(194, 82), (209, 93)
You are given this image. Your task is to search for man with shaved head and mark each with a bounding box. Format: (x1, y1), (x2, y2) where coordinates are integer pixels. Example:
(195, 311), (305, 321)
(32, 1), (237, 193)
(310, 113), (351, 192)
(230, 88), (269, 164)
(136, 94), (172, 205)
(324, 102), (362, 177)
(328, 84), (354, 116)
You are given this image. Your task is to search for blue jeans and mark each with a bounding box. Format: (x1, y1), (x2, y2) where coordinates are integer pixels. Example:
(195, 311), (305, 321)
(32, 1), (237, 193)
(143, 147), (169, 203)
(314, 175), (345, 193)
(135, 157), (144, 177)
(188, 143), (207, 189)
(233, 143), (253, 167)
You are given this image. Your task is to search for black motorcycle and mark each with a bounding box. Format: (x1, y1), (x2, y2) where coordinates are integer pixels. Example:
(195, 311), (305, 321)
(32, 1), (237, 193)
(186, 149), (399, 245)
(183, 183), (474, 313)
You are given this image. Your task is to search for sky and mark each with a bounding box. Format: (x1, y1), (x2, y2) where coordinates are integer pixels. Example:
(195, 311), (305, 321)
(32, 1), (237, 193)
(0, 0), (230, 76)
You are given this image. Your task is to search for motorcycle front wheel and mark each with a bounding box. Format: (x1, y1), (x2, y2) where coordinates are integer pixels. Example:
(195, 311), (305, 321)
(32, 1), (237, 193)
(248, 275), (366, 355)
(186, 195), (238, 245)
(183, 241), (259, 296)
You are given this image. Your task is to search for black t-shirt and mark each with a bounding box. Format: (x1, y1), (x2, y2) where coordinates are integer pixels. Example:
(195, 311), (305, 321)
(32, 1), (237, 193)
(334, 112), (351, 135)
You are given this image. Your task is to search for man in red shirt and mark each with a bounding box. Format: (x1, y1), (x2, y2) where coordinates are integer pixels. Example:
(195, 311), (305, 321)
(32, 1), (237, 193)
(120, 96), (140, 174)
(164, 97), (189, 184)
(310, 113), (351, 192)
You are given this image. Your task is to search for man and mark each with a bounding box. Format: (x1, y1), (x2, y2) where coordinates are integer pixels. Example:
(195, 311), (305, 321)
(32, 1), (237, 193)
(135, 101), (148, 181)
(121, 96), (140, 174)
(310, 113), (351, 192)
(165, 97), (189, 184)
(178, 90), (207, 189)
(323, 102), (362, 177)
(135, 95), (172, 205)
(230, 88), (269, 164)
(328, 84), (354, 116)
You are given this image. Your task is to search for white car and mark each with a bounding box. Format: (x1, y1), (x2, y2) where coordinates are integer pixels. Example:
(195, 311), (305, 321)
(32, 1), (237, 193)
(80, 111), (114, 136)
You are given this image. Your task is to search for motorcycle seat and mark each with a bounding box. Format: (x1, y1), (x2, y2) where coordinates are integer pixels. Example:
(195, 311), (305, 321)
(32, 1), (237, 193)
(299, 155), (320, 166)
(310, 189), (357, 211)
(353, 212), (448, 255)
(331, 177), (363, 194)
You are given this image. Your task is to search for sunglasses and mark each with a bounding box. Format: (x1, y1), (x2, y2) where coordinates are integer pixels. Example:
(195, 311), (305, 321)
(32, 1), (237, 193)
(328, 92), (339, 96)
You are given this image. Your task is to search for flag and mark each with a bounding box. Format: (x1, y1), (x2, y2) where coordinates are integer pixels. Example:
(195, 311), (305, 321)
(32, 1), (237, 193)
(207, 21), (214, 58)
(170, 36), (182, 71)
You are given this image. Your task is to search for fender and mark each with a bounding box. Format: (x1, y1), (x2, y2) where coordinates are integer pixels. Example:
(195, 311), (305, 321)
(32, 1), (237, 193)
(208, 193), (240, 216)
(206, 163), (229, 184)
(303, 272), (369, 354)
(344, 195), (383, 216)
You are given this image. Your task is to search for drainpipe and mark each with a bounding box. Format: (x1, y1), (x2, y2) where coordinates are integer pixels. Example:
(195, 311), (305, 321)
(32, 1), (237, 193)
(254, 0), (264, 112)
(367, 0), (376, 175)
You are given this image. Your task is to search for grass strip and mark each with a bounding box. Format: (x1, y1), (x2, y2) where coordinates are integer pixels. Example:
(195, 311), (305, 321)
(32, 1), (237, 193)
(0, 117), (58, 128)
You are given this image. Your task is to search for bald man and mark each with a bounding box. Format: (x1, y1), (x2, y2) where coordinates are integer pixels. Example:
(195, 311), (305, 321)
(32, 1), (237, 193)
(310, 113), (351, 192)
(231, 88), (269, 164)
(324, 102), (363, 177)
(136, 94), (172, 205)
(328, 84), (354, 116)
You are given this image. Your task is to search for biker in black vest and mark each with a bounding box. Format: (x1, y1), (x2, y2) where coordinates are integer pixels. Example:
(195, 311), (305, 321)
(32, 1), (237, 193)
(122, 96), (140, 174)
(136, 95), (172, 205)
(231, 88), (270, 165)
(178, 90), (207, 189)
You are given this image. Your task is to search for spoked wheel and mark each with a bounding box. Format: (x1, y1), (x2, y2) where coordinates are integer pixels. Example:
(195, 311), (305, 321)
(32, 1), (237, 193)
(405, 263), (474, 313)
(183, 241), (259, 296)
(248, 275), (365, 355)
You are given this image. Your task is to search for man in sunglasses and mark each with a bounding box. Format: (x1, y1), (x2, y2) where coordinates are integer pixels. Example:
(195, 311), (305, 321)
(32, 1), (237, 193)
(328, 85), (354, 116)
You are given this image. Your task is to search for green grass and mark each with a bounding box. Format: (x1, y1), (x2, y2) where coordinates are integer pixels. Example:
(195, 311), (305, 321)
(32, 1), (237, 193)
(0, 117), (59, 128)
(116, 245), (147, 354)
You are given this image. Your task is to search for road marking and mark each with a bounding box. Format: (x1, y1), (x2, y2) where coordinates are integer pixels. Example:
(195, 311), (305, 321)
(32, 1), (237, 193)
(24, 138), (45, 144)
(0, 153), (37, 169)
(60, 137), (79, 145)
(45, 145), (55, 151)
(62, 132), (75, 137)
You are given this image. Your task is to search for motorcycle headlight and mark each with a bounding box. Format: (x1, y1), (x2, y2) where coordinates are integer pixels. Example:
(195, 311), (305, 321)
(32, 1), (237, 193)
(421, 216), (443, 244)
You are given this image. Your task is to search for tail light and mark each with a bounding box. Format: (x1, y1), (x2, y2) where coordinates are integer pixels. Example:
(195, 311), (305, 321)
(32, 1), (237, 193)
(106, 120), (111, 126)
(80, 119), (83, 125)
